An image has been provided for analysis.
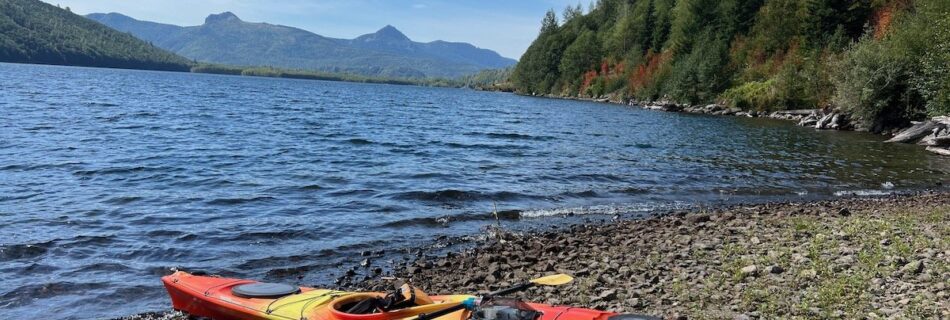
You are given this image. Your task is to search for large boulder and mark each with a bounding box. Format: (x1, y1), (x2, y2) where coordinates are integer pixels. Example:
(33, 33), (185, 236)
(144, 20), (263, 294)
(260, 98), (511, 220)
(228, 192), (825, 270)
(887, 121), (940, 143)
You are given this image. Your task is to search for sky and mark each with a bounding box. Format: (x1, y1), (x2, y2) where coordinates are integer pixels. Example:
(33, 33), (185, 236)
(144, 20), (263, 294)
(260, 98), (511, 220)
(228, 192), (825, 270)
(42, 0), (583, 59)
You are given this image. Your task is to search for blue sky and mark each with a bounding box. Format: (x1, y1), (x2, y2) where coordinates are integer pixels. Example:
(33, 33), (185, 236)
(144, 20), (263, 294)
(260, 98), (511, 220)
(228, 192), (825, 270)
(43, 0), (583, 59)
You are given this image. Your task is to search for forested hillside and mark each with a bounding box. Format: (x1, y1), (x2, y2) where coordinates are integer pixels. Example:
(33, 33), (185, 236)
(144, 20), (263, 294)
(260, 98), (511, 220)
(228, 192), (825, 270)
(0, 0), (191, 71)
(512, 0), (950, 131)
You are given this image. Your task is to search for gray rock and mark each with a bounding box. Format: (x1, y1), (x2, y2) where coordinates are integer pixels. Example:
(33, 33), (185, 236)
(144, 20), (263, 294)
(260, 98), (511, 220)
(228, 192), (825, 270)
(740, 265), (758, 276)
(798, 116), (818, 127)
(887, 121), (939, 143)
(899, 260), (924, 275)
(926, 146), (950, 156)
(800, 269), (818, 279)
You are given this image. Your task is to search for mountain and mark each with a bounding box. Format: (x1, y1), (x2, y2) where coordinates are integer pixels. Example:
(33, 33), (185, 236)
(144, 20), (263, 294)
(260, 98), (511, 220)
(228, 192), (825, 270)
(0, 0), (191, 71)
(86, 12), (517, 78)
(512, 0), (950, 131)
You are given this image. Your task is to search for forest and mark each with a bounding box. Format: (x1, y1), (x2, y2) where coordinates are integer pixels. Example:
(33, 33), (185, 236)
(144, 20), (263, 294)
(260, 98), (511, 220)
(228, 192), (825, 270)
(0, 0), (191, 71)
(511, 0), (950, 132)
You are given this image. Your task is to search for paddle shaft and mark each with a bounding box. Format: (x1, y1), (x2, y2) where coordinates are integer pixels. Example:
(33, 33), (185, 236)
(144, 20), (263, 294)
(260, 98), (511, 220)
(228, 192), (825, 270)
(415, 282), (532, 320)
(485, 282), (533, 299)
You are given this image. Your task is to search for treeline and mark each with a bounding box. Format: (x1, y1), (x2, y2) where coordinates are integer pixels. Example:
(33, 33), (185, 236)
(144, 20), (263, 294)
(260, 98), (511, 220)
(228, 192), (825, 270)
(458, 67), (515, 91)
(512, 0), (950, 131)
(191, 64), (464, 87)
(0, 0), (191, 71)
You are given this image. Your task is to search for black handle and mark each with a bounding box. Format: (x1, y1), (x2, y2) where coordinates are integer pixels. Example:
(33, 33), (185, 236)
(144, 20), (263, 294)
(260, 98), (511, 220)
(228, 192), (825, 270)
(485, 282), (533, 299)
(415, 303), (468, 320)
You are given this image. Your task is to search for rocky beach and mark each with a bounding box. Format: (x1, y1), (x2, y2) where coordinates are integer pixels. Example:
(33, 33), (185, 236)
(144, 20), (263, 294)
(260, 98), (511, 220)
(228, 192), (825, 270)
(122, 192), (949, 320)
(349, 192), (949, 319)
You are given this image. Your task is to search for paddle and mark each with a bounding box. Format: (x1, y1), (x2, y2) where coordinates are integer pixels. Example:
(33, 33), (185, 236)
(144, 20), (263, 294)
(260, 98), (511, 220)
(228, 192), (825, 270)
(413, 274), (573, 320)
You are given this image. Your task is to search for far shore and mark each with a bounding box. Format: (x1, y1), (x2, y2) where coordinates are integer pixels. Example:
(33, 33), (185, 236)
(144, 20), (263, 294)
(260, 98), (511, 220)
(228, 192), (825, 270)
(120, 191), (949, 320)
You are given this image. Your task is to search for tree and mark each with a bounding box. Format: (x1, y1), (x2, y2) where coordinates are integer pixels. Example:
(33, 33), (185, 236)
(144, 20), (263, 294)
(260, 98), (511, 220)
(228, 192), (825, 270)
(559, 29), (602, 91)
(563, 3), (583, 22)
(541, 9), (559, 34)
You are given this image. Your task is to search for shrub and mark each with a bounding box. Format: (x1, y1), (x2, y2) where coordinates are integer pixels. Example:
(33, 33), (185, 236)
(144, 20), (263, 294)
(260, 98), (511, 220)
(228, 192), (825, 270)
(829, 33), (920, 132)
(721, 79), (778, 111)
(914, 16), (950, 116)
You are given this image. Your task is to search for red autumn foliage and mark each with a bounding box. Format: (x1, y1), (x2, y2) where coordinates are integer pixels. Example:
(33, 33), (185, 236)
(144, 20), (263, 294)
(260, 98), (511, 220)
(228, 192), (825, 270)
(580, 70), (599, 95)
(628, 50), (671, 93)
(872, 0), (911, 39)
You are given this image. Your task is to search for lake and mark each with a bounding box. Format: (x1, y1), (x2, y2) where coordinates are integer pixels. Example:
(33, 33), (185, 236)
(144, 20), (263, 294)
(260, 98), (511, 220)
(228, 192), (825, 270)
(1, 63), (947, 319)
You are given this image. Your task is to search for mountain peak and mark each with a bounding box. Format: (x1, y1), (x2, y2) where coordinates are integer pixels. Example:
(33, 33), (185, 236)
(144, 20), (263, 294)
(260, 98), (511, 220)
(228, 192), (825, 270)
(205, 12), (241, 24)
(358, 25), (410, 42)
(86, 12), (133, 21)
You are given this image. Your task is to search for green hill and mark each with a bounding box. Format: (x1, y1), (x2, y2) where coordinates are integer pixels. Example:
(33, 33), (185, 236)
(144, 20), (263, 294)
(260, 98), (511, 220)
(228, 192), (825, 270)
(0, 0), (191, 71)
(513, 0), (950, 131)
(86, 12), (517, 78)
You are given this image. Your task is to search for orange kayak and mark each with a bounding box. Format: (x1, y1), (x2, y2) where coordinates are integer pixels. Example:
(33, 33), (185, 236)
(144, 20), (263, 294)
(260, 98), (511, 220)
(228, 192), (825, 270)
(161, 271), (653, 320)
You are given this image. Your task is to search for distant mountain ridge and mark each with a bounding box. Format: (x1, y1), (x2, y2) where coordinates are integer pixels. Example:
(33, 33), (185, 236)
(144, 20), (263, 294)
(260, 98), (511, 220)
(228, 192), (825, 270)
(0, 0), (190, 71)
(86, 12), (516, 78)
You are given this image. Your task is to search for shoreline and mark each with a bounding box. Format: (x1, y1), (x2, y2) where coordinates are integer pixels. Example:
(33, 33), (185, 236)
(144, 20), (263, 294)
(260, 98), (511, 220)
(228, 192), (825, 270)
(120, 191), (950, 320)
(349, 191), (949, 319)
(521, 93), (950, 157)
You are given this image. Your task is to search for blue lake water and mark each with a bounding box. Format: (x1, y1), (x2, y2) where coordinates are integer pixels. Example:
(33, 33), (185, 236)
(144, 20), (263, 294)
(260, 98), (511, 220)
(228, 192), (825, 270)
(1, 63), (948, 319)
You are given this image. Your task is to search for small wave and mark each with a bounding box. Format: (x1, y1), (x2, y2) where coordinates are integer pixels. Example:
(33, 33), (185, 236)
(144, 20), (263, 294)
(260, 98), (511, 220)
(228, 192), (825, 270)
(520, 203), (684, 218)
(467, 132), (554, 141)
(632, 143), (654, 149)
(404, 172), (454, 179)
(614, 187), (650, 195)
(298, 184), (323, 191)
(72, 166), (166, 177)
(0, 193), (37, 202)
(382, 210), (523, 228)
(102, 196), (143, 205)
(85, 101), (119, 107)
(559, 190), (601, 198)
(24, 125), (55, 131)
(0, 282), (110, 308)
(567, 173), (627, 182)
(327, 189), (377, 197)
(114, 125), (146, 130)
(0, 164), (28, 170)
(63, 262), (134, 276)
(389, 189), (535, 203)
(145, 230), (185, 237)
(0, 241), (52, 260)
(205, 196), (276, 205)
(441, 142), (528, 151)
(234, 229), (316, 242)
(62, 235), (117, 248)
(237, 251), (337, 270)
(8, 263), (58, 276)
(833, 189), (893, 197)
(345, 138), (373, 145)
(132, 111), (160, 117)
